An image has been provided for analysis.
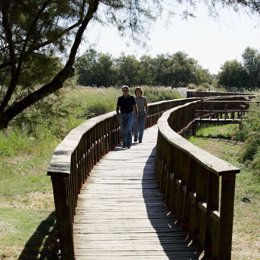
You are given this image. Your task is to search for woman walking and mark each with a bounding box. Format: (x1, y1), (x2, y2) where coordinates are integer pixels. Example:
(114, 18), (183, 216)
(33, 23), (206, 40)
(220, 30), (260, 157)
(116, 85), (137, 148)
(134, 87), (148, 143)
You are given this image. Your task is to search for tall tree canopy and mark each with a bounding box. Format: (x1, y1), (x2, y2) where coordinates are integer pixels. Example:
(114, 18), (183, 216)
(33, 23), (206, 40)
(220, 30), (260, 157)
(218, 47), (260, 90)
(75, 50), (213, 87)
(0, 0), (259, 128)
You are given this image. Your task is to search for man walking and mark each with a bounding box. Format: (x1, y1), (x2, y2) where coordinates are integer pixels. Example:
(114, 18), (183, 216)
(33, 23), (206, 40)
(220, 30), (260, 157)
(116, 85), (137, 148)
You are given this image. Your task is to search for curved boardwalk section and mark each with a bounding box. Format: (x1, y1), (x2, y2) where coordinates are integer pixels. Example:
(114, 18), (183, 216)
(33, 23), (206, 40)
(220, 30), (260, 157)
(73, 126), (198, 260)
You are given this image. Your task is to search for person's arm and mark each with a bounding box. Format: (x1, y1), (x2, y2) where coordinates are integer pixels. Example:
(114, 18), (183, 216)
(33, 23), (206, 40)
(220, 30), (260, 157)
(116, 98), (120, 115)
(133, 104), (138, 114)
(132, 96), (138, 115)
(116, 105), (120, 115)
(144, 97), (148, 114)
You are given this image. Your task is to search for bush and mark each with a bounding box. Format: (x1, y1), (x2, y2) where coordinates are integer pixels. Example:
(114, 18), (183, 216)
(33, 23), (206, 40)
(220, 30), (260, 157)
(8, 85), (181, 139)
(251, 148), (260, 177)
(237, 97), (260, 177)
(139, 86), (181, 102)
(187, 83), (197, 89)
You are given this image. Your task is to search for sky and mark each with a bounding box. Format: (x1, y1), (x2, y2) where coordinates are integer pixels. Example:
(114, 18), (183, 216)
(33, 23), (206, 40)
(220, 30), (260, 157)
(80, 3), (260, 74)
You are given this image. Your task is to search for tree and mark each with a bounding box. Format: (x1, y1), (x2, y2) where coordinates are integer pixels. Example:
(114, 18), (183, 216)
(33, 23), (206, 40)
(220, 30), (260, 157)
(116, 54), (141, 86)
(150, 54), (169, 86)
(139, 55), (155, 85)
(169, 52), (197, 87)
(0, 0), (100, 128)
(218, 60), (249, 89)
(242, 47), (260, 89)
(0, 0), (259, 128)
(75, 49), (116, 87)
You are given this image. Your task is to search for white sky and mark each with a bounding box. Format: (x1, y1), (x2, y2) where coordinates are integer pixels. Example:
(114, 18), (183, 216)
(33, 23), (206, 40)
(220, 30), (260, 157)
(80, 3), (260, 74)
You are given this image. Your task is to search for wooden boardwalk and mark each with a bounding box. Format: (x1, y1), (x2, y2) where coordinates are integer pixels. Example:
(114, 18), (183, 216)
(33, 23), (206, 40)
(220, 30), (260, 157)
(73, 126), (198, 260)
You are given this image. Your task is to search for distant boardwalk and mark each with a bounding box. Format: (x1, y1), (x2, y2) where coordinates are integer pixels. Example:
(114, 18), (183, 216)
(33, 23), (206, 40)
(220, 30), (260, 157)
(73, 126), (198, 260)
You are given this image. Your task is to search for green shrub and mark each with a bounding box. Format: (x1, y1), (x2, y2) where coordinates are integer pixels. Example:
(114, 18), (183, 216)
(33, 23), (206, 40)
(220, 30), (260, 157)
(241, 134), (260, 161)
(251, 148), (260, 178)
(140, 86), (181, 102)
(196, 85), (207, 92)
(187, 83), (197, 89)
(237, 97), (260, 175)
(195, 124), (239, 139)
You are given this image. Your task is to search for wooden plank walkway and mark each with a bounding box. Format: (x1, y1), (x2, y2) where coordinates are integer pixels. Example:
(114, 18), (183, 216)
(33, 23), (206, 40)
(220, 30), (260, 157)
(73, 126), (198, 260)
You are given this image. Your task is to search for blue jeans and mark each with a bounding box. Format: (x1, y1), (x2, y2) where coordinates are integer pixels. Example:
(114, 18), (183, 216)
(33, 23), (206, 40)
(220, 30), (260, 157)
(120, 112), (134, 147)
(134, 111), (146, 141)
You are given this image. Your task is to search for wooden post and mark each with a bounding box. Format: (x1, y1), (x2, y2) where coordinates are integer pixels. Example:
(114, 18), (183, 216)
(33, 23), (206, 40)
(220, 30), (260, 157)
(50, 174), (75, 260)
(218, 173), (236, 260)
(205, 172), (219, 257)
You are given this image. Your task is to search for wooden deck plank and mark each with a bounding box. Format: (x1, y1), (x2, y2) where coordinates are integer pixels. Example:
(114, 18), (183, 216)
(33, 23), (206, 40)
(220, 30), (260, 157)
(73, 126), (198, 260)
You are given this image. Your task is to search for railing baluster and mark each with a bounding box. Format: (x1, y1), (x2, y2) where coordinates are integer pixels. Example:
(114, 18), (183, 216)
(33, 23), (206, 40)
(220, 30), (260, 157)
(47, 95), (248, 259)
(218, 173), (236, 259)
(48, 99), (200, 258)
(156, 97), (245, 260)
(49, 175), (75, 260)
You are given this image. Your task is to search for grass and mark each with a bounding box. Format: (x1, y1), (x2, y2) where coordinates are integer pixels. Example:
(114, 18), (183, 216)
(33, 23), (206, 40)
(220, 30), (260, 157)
(0, 85), (181, 259)
(195, 124), (240, 140)
(0, 127), (57, 259)
(238, 98), (260, 178)
(190, 125), (260, 260)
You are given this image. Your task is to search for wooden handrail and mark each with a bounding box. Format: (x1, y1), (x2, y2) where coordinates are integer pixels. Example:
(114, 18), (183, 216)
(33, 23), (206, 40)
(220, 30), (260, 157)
(47, 97), (198, 259)
(187, 91), (255, 99)
(48, 112), (120, 259)
(156, 98), (242, 260)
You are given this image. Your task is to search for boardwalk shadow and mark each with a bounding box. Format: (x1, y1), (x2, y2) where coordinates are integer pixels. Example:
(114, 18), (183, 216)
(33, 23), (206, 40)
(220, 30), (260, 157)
(18, 211), (60, 260)
(142, 148), (198, 260)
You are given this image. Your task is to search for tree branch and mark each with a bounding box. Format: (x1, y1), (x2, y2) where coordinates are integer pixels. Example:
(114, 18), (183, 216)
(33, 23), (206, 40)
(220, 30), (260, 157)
(28, 20), (83, 53)
(0, 1), (86, 73)
(1, 0), (15, 75)
(17, 1), (51, 73)
(1, 0), (100, 128)
(0, 0), (18, 114)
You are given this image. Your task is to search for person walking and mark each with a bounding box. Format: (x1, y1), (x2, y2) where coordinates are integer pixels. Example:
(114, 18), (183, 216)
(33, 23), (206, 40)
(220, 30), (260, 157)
(116, 85), (137, 148)
(133, 86), (148, 143)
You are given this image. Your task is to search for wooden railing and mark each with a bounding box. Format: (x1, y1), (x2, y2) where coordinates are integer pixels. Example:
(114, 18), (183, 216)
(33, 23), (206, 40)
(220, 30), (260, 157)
(47, 97), (198, 259)
(156, 98), (242, 260)
(187, 90), (255, 99)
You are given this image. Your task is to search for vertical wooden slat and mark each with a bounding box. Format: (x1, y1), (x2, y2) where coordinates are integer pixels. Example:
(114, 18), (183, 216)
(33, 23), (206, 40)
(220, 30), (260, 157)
(218, 173), (236, 260)
(50, 175), (75, 260)
(205, 172), (219, 257)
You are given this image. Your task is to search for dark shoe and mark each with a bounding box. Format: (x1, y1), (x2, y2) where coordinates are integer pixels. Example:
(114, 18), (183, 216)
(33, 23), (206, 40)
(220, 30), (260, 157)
(139, 139), (142, 143)
(134, 137), (137, 142)
(127, 145), (131, 149)
(122, 144), (126, 148)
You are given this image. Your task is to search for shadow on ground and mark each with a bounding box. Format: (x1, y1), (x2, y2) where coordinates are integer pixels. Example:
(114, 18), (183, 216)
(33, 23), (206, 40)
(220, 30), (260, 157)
(18, 211), (61, 260)
(142, 148), (199, 260)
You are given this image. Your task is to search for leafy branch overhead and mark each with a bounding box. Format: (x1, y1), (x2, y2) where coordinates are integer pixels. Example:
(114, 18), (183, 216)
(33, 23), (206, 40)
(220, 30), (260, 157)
(0, 0), (259, 129)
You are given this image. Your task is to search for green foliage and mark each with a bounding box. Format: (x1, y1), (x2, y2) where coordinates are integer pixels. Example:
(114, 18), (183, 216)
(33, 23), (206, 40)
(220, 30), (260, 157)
(195, 124), (239, 139)
(7, 85), (180, 141)
(218, 47), (260, 90)
(237, 100), (260, 176)
(140, 86), (182, 102)
(242, 47), (260, 89)
(0, 130), (32, 157)
(75, 51), (214, 87)
(75, 49), (117, 87)
(218, 60), (249, 90)
(1, 1), (260, 129)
